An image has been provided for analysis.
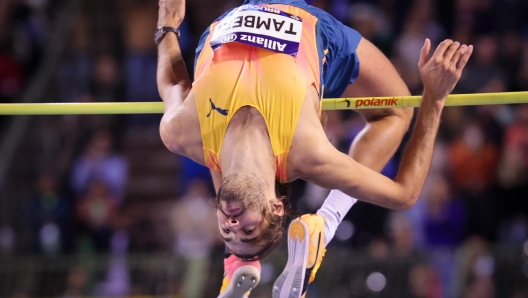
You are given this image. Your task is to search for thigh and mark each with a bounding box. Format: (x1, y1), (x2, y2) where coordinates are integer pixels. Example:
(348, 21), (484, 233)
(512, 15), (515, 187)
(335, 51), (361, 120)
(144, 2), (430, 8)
(341, 37), (413, 120)
(341, 38), (411, 99)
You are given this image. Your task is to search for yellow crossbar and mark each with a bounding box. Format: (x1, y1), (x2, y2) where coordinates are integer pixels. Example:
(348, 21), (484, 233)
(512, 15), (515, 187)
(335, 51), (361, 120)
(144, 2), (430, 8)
(0, 92), (526, 115)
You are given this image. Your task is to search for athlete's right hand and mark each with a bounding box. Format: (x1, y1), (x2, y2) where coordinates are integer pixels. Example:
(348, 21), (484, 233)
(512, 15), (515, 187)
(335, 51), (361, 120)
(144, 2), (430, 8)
(157, 0), (185, 28)
(418, 38), (473, 101)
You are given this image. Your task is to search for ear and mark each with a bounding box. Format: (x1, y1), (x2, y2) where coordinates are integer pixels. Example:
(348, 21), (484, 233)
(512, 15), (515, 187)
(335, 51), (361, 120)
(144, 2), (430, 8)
(271, 199), (284, 216)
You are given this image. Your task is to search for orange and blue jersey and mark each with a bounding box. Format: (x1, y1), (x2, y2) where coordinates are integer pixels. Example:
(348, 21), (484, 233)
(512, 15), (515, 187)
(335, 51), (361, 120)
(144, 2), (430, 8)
(193, 0), (362, 182)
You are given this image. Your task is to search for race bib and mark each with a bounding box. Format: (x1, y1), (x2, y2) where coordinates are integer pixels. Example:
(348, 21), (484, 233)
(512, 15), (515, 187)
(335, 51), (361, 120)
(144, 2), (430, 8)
(210, 4), (303, 56)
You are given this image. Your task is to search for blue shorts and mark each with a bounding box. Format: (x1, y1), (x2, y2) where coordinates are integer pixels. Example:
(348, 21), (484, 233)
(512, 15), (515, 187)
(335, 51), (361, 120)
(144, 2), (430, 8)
(194, 0), (362, 98)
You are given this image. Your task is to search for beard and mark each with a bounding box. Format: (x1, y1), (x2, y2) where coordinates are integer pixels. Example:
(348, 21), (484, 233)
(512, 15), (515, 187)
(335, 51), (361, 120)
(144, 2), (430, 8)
(216, 174), (269, 214)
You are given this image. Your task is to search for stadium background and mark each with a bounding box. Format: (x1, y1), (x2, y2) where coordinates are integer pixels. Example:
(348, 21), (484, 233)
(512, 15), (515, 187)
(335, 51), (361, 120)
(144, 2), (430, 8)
(0, 0), (528, 297)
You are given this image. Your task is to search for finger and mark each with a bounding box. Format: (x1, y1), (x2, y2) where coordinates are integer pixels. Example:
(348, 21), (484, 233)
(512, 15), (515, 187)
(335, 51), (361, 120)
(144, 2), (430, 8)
(432, 39), (454, 62)
(418, 38), (431, 68)
(444, 41), (460, 63)
(451, 44), (467, 68)
(456, 45), (473, 72)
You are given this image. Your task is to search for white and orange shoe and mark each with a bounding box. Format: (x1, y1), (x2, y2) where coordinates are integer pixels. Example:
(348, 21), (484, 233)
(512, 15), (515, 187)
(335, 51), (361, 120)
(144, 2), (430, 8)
(272, 214), (326, 298)
(218, 254), (261, 298)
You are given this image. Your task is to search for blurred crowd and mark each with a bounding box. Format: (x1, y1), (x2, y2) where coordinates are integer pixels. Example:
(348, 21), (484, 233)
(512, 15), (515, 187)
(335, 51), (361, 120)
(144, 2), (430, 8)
(0, 0), (528, 297)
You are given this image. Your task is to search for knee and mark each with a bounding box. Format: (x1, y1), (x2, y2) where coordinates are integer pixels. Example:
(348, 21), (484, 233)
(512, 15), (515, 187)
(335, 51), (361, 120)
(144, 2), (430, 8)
(361, 107), (414, 130)
(393, 107), (414, 130)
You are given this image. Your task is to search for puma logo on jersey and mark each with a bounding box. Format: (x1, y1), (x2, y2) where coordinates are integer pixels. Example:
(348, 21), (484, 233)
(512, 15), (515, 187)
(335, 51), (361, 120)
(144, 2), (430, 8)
(207, 98), (229, 117)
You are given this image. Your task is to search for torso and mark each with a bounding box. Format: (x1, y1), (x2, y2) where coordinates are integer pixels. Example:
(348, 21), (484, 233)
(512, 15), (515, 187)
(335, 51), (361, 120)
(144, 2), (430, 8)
(170, 85), (323, 182)
(166, 2), (334, 182)
(190, 3), (323, 183)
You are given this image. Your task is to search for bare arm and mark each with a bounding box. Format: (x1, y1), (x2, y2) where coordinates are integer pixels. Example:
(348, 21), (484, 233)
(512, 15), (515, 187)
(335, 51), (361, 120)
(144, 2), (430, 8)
(157, 0), (195, 154)
(156, 0), (191, 112)
(305, 39), (473, 210)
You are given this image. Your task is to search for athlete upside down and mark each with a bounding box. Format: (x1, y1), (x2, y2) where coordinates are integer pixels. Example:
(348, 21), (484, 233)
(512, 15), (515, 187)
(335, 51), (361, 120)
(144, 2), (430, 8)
(155, 0), (473, 297)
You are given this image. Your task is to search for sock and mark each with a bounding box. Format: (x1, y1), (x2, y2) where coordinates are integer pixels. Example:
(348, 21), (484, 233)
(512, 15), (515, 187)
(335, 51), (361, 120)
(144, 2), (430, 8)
(316, 190), (358, 247)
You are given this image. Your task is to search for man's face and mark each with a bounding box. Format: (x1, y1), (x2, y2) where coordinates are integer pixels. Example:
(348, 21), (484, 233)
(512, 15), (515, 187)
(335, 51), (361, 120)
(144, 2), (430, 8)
(216, 195), (269, 255)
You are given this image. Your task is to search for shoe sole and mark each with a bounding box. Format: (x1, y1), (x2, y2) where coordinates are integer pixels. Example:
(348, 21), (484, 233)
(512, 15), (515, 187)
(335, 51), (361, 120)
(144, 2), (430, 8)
(218, 266), (260, 298)
(272, 219), (310, 298)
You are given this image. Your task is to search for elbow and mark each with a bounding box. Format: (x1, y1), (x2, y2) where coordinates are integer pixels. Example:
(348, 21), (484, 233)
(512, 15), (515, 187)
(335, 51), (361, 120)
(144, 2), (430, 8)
(159, 114), (184, 154)
(394, 193), (419, 210)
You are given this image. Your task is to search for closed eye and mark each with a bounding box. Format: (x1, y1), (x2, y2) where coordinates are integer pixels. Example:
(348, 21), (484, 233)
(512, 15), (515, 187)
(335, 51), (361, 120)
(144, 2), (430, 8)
(244, 229), (254, 235)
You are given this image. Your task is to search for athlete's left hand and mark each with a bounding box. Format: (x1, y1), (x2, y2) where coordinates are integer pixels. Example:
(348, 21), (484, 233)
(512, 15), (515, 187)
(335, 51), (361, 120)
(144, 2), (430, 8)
(418, 38), (473, 101)
(157, 0), (185, 28)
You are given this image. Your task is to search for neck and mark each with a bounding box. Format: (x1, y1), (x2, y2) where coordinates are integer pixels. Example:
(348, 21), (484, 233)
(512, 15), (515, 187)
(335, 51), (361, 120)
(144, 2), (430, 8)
(220, 125), (276, 196)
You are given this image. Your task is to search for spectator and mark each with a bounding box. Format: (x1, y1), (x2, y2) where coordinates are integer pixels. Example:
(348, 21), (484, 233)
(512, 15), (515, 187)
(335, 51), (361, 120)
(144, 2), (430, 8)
(348, 2), (392, 51)
(515, 50), (528, 91)
(75, 179), (118, 252)
(91, 54), (124, 104)
(500, 32), (523, 87)
(448, 120), (499, 195)
(113, 201), (158, 253)
(408, 263), (443, 298)
(495, 104), (528, 244)
(394, 0), (445, 93)
(169, 179), (218, 298)
(93, 231), (131, 297)
(63, 267), (89, 297)
(388, 212), (416, 258)
(70, 129), (128, 202)
(421, 175), (467, 297)
(1, 0), (46, 81)
(504, 104), (528, 165)
(27, 172), (73, 254)
(452, 236), (495, 298)
(0, 49), (24, 103)
(119, 0), (161, 128)
(0, 0), (25, 106)
(56, 12), (92, 103)
(422, 175), (467, 248)
(0, 225), (15, 256)
(498, 104), (528, 189)
(458, 35), (507, 94)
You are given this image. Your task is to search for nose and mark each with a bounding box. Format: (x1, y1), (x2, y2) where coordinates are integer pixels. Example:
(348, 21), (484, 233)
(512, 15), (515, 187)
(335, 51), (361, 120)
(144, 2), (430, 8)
(225, 219), (239, 228)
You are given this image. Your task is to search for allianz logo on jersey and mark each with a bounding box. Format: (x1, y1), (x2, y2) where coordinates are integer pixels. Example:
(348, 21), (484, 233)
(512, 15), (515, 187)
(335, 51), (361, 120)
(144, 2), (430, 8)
(220, 34), (237, 43)
(216, 32), (288, 53)
(240, 34), (287, 52)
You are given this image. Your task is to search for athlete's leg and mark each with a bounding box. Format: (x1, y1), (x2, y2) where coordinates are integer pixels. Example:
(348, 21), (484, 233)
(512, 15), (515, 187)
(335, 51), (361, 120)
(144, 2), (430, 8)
(274, 37), (414, 298)
(343, 37), (413, 172)
(317, 189), (357, 246)
(317, 37), (414, 246)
